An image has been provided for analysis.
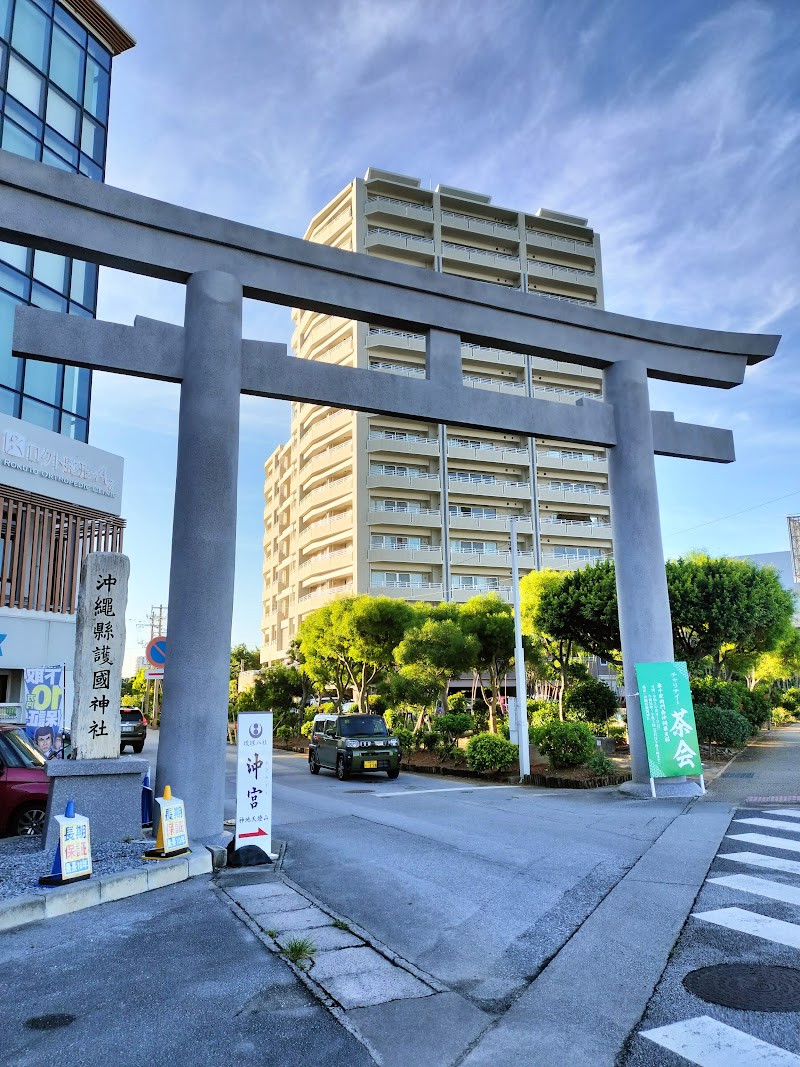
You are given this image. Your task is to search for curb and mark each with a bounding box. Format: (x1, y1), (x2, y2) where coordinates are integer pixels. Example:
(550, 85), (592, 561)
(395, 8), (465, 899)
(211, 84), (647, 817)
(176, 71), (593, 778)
(0, 846), (213, 933)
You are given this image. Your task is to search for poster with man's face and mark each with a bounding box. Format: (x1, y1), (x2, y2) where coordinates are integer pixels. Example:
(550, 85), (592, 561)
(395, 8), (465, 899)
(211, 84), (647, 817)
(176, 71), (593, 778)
(24, 666), (65, 759)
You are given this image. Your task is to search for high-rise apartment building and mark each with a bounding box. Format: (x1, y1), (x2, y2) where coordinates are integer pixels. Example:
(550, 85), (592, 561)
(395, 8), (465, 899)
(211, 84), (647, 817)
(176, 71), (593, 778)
(261, 168), (612, 663)
(0, 0), (132, 713)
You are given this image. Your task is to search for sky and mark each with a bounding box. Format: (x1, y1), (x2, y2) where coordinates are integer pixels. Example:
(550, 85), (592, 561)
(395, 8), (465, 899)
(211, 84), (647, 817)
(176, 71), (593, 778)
(83, 0), (800, 669)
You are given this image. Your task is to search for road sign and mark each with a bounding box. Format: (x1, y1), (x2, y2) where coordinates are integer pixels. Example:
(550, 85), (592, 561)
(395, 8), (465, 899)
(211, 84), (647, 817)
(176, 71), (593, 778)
(146, 637), (167, 667)
(145, 668), (164, 680)
(635, 661), (705, 796)
(235, 711), (273, 858)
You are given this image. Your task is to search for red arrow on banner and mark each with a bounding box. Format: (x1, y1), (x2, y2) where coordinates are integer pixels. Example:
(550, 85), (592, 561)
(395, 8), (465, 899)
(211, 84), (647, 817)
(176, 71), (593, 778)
(240, 828), (268, 838)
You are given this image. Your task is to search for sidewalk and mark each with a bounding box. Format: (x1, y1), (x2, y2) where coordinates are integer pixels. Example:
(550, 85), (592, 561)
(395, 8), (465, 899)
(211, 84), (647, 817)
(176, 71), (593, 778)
(699, 723), (800, 807)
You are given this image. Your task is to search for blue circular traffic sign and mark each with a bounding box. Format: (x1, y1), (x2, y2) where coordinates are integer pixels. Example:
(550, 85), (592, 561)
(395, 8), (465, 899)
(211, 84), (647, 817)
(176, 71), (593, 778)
(146, 637), (167, 667)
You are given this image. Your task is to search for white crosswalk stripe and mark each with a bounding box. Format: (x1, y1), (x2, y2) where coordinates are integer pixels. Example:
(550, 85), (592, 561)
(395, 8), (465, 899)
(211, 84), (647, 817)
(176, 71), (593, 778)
(718, 850), (800, 875)
(640, 1016), (800, 1066)
(735, 816), (800, 833)
(727, 832), (800, 854)
(693, 906), (800, 948)
(764, 809), (800, 819)
(709, 872), (800, 905)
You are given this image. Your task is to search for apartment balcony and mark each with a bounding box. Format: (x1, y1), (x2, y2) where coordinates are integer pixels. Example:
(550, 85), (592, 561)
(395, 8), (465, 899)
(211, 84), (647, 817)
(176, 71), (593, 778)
(298, 511), (354, 548)
(369, 359), (426, 380)
(460, 341), (525, 370)
(462, 373), (527, 396)
(540, 553), (613, 571)
(450, 586), (513, 603)
(441, 240), (521, 280)
(301, 475), (353, 509)
(535, 450), (608, 475)
(448, 441), (530, 465)
(441, 209), (520, 243)
(368, 471), (441, 492)
(368, 431), (439, 458)
(300, 439), (353, 478)
(526, 228), (596, 267)
(299, 406), (352, 442)
(366, 328), (426, 354)
(449, 550), (535, 568)
(447, 513), (533, 534)
(368, 546), (444, 565)
(527, 259), (597, 299)
(298, 547), (354, 581)
(366, 194), (434, 226)
(539, 518), (612, 542)
(530, 356), (599, 379)
(537, 484), (609, 506)
(531, 384), (602, 404)
(369, 581), (444, 602)
(448, 477), (531, 500)
(298, 583), (354, 606)
(365, 226), (435, 265)
(367, 506), (442, 528)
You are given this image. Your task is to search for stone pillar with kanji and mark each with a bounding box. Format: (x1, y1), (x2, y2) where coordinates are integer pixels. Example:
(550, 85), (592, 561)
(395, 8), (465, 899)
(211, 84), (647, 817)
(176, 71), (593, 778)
(72, 552), (129, 759)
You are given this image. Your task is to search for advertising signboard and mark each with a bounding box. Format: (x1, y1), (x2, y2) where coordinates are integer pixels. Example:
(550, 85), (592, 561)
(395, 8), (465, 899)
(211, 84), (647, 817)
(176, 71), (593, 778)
(235, 711), (273, 857)
(23, 664), (65, 758)
(634, 661), (705, 796)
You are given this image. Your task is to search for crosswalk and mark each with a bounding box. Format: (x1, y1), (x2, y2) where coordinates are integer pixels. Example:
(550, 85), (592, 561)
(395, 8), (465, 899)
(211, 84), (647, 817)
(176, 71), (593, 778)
(638, 807), (800, 1065)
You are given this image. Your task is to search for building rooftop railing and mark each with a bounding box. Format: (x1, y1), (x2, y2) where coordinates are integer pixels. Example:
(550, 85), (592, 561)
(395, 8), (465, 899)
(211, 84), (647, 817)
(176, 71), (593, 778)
(527, 228), (593, 250)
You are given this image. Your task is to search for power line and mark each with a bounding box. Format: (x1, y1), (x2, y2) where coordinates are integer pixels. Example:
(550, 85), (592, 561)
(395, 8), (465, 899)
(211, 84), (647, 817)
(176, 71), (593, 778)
(666, 488), (800, 539)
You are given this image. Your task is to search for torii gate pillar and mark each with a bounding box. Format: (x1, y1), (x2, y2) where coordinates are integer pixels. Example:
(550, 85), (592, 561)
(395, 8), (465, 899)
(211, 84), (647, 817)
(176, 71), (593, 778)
(154, 272), (243, 838)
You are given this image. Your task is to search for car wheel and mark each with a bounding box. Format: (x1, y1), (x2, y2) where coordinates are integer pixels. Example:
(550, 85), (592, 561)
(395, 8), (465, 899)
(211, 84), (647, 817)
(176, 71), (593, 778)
(387, 769), (400, 780)
(336, 755), (350, 781)
(132, 742), (144, 753)
(15, 803), (46, 836)
(309, 753), (320, 775)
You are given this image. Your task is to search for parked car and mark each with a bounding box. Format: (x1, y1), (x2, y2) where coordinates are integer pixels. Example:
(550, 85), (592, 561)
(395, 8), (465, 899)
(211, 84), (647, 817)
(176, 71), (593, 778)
(308, 713), (401, 780)
(120, 708), (147, 753)
(0, 725), (49, 836)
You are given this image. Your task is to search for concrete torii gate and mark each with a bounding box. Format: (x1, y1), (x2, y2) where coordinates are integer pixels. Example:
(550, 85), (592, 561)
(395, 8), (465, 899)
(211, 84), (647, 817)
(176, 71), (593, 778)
(0, 151), (779, 837)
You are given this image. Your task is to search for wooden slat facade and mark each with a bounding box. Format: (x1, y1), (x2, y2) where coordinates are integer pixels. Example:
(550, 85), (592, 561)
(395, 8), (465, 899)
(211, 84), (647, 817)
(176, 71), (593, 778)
(0, 485), (125, 614)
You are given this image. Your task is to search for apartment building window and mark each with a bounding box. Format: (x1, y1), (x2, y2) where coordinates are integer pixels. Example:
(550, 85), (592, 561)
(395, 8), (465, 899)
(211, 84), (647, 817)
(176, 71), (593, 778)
(370, 535), (429, 550)
(450, 470), (497, 484)
(539, 449), (599, 463)
(449, 504), (498, 519)
(451, 540), (499, 554)
(373, 498), (424, 513)
(546, 480), (605, 494)
(553, 546), (606, 559)
(371, 571), (428, 587)
(452, 575), (500, 590)
(370, 462), (424, 477)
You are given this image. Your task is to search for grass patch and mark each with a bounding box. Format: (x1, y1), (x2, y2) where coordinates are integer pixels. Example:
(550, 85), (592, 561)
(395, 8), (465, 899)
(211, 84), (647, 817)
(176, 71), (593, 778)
(265, 929), (278, 938)
(332, 919), (351, 932)
(283, 936), (316, 968)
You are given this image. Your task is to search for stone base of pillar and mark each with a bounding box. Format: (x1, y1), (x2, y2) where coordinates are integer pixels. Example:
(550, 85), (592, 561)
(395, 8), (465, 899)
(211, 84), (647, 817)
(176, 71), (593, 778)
(619, 779), (704, 800)
(42, 758), (148, 850)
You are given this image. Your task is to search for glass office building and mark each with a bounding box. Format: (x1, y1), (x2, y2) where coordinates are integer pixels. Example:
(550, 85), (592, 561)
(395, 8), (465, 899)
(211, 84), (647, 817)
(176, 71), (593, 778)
(0, 0), (134, 442)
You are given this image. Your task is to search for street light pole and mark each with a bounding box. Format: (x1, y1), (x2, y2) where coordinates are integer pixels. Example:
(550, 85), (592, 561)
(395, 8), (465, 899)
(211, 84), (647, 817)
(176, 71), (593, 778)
(509, 516), (530, 779)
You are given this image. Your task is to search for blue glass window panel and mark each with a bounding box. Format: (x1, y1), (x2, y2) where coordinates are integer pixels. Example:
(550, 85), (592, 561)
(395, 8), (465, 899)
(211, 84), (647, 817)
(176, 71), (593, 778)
(54, 5), (86, 47)
(0, 242), (29, 273)
(68, 300), (92, 317)
(70, 260), (97, 308)
(4, 95), (43, 137)
(0, 261), (30, 299)
(0, 386), (20, 416)
(44, 124), (78, 166)
(2, 118), (41, 159)
(78, 153), (102, 180)
(46, 87), (79, 142)
(81, 113), (104, 164)
(87, 35), (110, 71)
(23, 357), (62, 405)
(21, 396), (59, 431)
(33, 250), (69, 295)
(31, 282), (67, 312)
(61, 410), (87, 441)
(11, 0), (49, 72)
(32, 0), (53, 14)
(83, 56), (109, 123)
(0, 291), (25, 389)
(7, 54), (45, 115)
(62, 365), (89, 416)
(49, 25), (84, 101)
(0, 0), (11, 42)
(42, 144), (72, 170)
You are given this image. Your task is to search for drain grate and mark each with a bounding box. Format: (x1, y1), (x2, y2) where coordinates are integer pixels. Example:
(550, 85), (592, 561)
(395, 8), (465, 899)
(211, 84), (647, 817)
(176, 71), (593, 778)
(683, 964), (800, 1011)
(25, 1014), (76, 1030)
(723, 773), (755, 779)
(344, 789), (374, 794)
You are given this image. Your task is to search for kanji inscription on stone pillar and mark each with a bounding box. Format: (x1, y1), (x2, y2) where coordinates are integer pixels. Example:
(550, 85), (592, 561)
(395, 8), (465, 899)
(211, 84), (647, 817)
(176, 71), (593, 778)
(72, 552), (130, 759)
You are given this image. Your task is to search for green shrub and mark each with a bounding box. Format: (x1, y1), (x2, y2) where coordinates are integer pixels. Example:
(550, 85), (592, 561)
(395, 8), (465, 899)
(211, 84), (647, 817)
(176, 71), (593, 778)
(471, 699), (489, 734)
(564, 678), (618, 725)
(771, 706), (796, 726)
(534, 721), (596, 768)
(448, 692), (469, 715)
(300, 720), (314, 738)
(466, 732), (517, 773)
(584, 750), (614, 777)
(419, 730), (439, 752)
(780, 687), (800, 713)
(275, 725), (293, 742)
(433, 713), (474, 743)
(392, 726), (414, 750)
(498, 718), (510, 740)
(450, 746), (468, 766)
(528, 700), (559, 727)
(606, 721), (627, 739)
(737, 687), (771, 733)
(693, 703), (750, 747)
(690, 677), (740, 710)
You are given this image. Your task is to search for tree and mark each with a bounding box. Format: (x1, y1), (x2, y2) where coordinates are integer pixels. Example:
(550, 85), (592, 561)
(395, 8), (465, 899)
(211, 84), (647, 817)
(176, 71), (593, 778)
(257, 664), (304, 710)
(667, 555), (796, 676)
(745, 628), (800, 690)
(521, 569), (577, 719)
(395, 616), (479, 728)
(460, 593), (515, 733)
(121, 668), (146, 707)
(296, 602), (352, 708)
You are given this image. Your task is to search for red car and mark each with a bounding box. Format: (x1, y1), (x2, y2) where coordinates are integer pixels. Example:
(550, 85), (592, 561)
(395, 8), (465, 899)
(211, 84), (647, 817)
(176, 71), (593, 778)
(0, 725), (49, 836)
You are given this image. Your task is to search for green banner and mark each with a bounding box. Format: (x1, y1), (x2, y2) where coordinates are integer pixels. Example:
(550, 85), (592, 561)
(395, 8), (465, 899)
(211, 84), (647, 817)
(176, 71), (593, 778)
(634, 661), (702, 779)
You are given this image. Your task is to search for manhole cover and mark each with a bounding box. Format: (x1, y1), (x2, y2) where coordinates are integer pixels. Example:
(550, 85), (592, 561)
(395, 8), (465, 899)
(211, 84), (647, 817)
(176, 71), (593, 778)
(683, 965), (800, 1011)
(25, 1014), (76, 1030)
(344, 789), (374, 794)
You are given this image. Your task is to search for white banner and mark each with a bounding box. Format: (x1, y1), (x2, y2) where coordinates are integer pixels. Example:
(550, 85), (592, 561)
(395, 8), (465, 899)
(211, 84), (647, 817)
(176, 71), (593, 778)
(235, 711), (273, 856)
